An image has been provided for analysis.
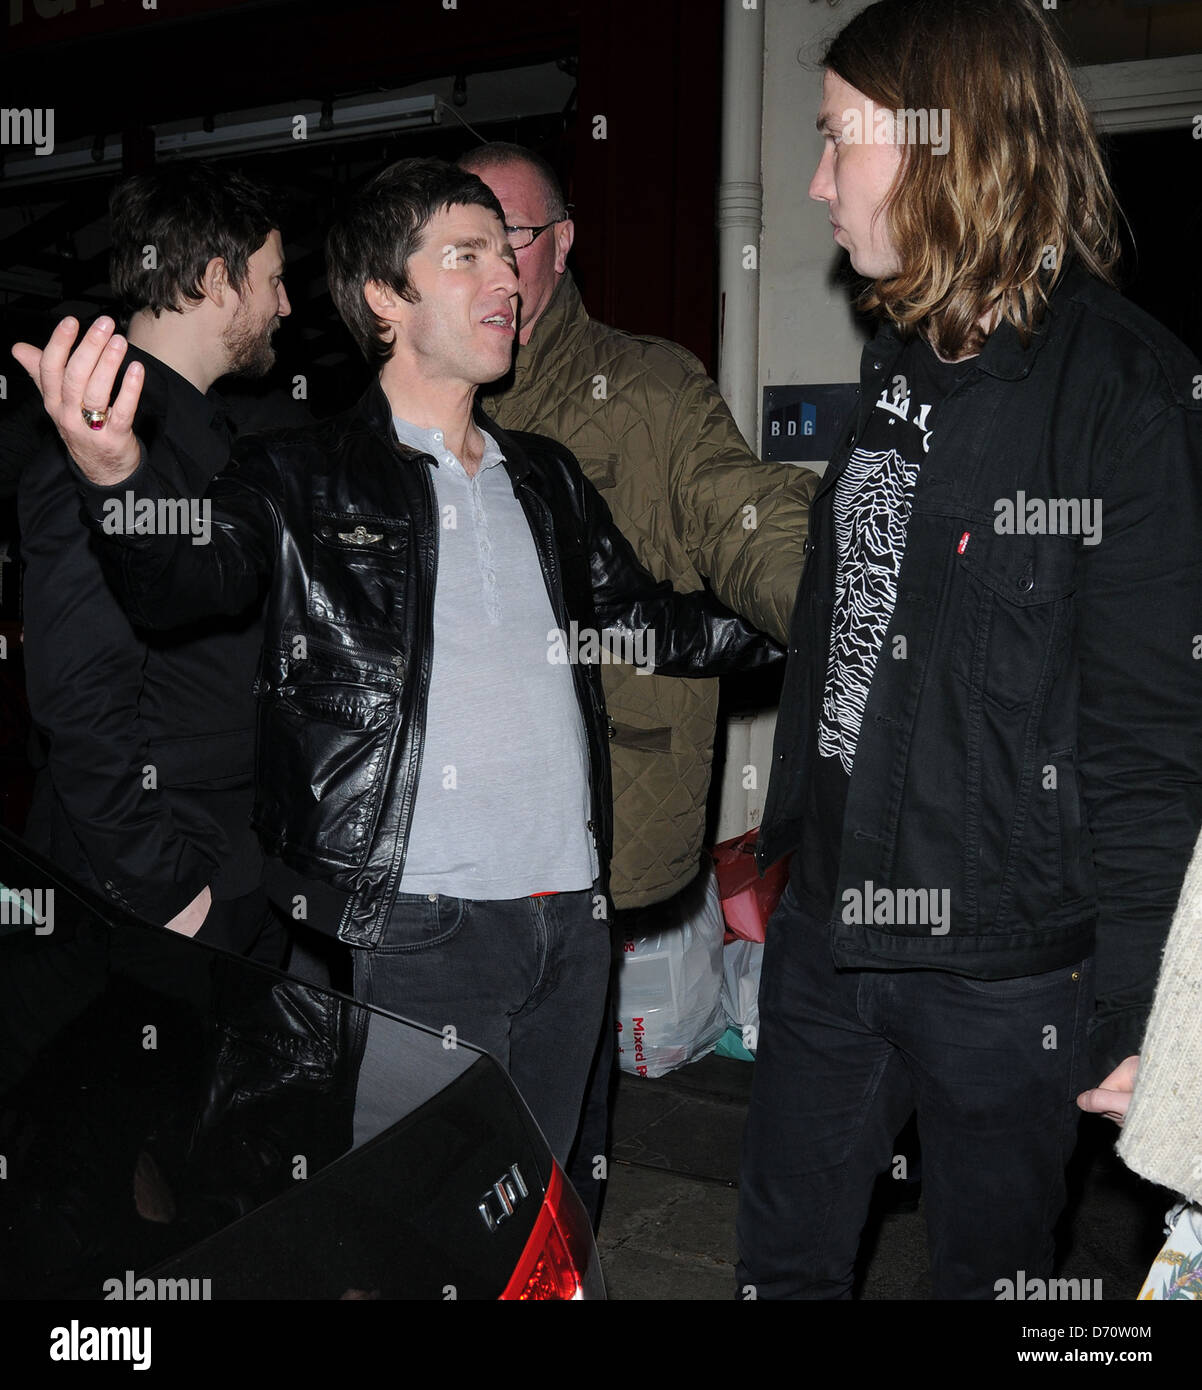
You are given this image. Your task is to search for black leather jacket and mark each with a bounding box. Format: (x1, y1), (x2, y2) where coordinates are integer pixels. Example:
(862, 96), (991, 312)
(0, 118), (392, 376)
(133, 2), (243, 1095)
(82, 381), (780, 947)
(757, 264), (1202, 1074)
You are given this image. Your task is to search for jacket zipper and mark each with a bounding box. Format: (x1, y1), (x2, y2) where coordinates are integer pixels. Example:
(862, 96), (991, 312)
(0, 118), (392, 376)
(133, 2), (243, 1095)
(375, 450), (438, 919)
(519, 479), (603, 852)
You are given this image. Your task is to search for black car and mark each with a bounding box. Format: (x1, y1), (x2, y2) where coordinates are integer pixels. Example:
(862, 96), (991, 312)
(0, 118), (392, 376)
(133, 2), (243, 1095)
(0, 828), (604, 1300)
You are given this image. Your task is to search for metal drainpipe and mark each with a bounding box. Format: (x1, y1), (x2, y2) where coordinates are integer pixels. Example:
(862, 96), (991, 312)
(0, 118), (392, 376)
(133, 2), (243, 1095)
(715, 0), (774, 839)
(716, 0), (765, 446)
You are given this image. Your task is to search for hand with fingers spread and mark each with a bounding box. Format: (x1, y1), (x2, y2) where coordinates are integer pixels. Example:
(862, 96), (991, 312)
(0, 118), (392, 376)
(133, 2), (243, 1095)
(12, 315), (145, 486)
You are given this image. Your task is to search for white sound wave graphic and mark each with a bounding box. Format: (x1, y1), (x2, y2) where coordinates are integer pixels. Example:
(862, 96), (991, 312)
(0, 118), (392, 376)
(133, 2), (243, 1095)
(818, 446), (921, 774)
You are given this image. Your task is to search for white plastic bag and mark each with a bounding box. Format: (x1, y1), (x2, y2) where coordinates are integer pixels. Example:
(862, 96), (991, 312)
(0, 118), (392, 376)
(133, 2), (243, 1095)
(615, 862), (726, 1078)
(720, 938), (764, 1054)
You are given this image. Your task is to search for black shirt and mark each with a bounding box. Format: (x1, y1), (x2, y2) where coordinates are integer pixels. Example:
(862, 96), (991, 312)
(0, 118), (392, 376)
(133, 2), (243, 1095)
(19, 348), (279, 922)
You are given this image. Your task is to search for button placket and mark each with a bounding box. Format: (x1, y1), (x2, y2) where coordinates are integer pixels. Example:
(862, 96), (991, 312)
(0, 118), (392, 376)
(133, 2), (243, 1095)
(469, 473), (502, 626)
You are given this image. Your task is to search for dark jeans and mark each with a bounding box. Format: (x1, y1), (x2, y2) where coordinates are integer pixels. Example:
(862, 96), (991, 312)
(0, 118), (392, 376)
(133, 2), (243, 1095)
(736, 885), (1094, 1300)
(565, 965), (619, 1229)
(351, 886), (610, 1165)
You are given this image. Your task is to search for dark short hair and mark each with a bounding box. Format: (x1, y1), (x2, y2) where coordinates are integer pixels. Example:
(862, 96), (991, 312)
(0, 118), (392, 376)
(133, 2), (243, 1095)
(456, 141), (568, 221)
(109, 162), (278, 319)
(325, 157), (505, 368)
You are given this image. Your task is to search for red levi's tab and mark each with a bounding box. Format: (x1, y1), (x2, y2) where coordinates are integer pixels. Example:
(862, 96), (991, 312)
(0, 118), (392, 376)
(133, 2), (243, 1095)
(957, 531), (970, 554)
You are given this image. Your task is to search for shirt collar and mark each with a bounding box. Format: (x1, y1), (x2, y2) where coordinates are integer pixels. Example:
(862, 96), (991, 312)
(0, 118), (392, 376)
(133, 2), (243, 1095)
(124, 343), (232, 444)
(391, 415), (505, 474)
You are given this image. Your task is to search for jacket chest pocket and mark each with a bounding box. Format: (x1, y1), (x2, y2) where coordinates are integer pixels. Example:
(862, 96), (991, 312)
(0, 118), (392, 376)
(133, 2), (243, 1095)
(951, 527), (1079, 710)
(577, 453), (619, 492)
(308, 512), (410, 631)
(578, 451), (677, 579)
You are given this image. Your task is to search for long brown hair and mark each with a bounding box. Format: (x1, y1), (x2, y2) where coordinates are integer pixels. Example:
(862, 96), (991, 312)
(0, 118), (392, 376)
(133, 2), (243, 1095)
(824, 0), (1121, 357)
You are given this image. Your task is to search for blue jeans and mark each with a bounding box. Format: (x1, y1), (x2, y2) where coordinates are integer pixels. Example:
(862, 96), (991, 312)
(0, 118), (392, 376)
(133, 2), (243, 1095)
(351, 886), (610, 1165)
(736, 885), (1094, 1299)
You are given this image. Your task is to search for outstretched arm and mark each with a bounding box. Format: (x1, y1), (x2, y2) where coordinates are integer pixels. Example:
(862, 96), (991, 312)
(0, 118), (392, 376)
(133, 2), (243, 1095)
(581, 465), (783, 678)
(664, 354), (819, 645)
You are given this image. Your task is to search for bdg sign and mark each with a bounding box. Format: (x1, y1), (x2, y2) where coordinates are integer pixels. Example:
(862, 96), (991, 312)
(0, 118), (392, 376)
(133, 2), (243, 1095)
(762, 384), (858, 463)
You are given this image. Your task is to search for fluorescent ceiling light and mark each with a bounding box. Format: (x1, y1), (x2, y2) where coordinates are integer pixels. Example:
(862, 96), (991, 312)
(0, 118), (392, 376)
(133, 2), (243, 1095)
(1, 94), (441, 187)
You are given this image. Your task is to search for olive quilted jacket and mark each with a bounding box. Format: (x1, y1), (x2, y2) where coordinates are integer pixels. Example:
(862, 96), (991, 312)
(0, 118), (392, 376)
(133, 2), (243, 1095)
(481, 273), (818, 908)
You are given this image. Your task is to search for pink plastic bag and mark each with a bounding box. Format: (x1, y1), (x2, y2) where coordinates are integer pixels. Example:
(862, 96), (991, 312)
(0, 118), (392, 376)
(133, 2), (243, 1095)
(711, 828), (789, 944)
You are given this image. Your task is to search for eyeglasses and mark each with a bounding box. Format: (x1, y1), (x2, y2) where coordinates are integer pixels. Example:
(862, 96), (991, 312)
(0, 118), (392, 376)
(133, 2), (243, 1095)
(504, 214), (571, 250)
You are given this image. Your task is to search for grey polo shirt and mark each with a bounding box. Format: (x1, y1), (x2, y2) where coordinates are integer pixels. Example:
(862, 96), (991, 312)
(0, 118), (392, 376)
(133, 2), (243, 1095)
(393, 417), (598, 900)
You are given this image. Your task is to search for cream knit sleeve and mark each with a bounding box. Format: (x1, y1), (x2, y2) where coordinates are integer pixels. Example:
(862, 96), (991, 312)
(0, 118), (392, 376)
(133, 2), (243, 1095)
(1117, 828), (1202, 1204)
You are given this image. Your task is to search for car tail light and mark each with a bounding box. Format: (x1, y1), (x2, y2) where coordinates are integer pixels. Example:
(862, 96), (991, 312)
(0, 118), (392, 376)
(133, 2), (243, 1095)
(500, 1163), (596, 1300)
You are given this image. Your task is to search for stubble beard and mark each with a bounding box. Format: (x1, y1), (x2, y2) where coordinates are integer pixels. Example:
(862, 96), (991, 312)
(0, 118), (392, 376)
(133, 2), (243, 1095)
(224, 307), (278, 379)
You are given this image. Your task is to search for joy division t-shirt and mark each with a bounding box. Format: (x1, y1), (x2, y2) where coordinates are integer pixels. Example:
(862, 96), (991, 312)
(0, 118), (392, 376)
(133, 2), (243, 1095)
(793, 334), (976, 920)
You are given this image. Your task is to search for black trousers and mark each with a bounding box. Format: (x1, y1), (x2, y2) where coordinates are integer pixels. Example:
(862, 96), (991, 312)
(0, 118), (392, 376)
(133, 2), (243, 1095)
(736, 885), (1093, 1299)
(195, 887), (288, 968)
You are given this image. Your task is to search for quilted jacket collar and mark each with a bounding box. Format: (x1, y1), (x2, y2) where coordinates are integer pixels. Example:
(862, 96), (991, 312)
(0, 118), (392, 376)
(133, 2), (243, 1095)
(511, 272), (590, 390)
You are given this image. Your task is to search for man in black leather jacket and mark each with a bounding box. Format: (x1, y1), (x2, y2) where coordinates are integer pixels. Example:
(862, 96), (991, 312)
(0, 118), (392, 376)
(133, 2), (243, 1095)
(14, 158), (779, 1163)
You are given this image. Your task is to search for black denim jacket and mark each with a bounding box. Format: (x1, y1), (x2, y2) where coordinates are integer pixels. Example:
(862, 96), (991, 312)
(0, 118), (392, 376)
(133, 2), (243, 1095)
(757, 264), (1202, 1075)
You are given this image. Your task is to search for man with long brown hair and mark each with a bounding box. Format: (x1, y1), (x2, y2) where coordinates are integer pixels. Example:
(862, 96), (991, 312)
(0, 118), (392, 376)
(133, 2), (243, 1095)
(740, 0), (1202, 1299)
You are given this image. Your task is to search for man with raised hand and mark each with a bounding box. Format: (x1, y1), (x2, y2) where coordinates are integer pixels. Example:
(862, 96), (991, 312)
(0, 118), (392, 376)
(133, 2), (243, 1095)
(738, 0), (1202, 1299)
(14, 158), (779, 1164)
(17, 163), (292, 959)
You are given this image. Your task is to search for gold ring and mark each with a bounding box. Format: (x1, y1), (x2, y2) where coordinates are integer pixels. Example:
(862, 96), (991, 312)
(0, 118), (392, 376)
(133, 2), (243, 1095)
(81, 405), (109, 430)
